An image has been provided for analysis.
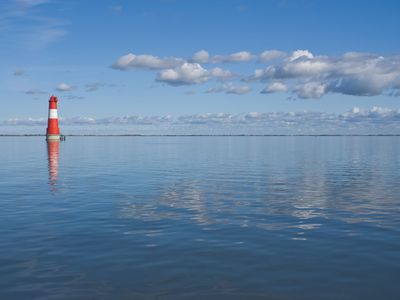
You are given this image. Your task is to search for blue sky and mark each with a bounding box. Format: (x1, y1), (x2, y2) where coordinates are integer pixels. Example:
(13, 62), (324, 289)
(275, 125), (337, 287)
(1, 0), (400, 134)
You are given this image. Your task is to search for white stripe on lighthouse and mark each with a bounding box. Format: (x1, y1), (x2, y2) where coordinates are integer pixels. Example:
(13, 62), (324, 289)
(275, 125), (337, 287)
(49, 109), (58, 119)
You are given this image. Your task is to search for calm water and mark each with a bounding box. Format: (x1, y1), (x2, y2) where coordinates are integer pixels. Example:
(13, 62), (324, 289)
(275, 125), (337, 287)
(1, 136), (399, 299)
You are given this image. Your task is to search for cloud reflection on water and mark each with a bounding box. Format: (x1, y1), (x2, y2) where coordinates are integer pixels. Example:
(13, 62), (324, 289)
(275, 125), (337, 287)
(117, 137), (400, 241)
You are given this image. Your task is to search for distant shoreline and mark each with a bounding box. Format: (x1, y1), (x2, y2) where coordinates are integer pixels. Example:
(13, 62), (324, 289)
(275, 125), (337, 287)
(1, 134), (400, 137)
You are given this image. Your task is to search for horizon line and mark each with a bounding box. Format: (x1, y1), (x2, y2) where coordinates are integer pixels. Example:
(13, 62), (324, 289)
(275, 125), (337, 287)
(1, 134), (400, 137)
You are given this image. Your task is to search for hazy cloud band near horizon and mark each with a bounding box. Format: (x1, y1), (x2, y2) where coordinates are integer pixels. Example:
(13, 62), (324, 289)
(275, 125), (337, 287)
(2, 106), (400, 135)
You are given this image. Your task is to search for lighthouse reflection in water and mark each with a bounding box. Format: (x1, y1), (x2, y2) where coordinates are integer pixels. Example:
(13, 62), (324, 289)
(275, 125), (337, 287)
(47, 140), (59, 191)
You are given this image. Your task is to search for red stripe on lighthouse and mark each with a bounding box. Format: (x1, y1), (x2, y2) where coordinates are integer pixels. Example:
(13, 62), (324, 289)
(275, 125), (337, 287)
(46, 95), (60, 136)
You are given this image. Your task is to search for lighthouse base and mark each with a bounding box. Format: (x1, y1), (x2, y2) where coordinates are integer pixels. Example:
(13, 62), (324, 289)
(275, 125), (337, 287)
(46, 134), (60, 141)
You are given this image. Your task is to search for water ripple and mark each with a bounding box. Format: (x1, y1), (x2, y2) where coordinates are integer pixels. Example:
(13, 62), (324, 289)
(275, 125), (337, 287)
(0, 136), (399, 299)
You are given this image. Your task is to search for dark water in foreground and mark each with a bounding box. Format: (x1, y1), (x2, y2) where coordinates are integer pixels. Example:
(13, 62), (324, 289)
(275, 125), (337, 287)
(0, 136), (399, 300)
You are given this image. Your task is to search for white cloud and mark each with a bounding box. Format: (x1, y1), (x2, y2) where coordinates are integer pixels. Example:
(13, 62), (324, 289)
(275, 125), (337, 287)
(261, 81), (288, 94)
(212, 51), (255, 63)
(156, 63), (210, 86)
(85, 82), (105, 92)
(199, 49), (284, 63)
(112, 53), (185, 70)
(296, 82), (327, 99)
(210, 67), (235, 80)
(206, 83), (251, 95)
(288, 49), (314, 62)
(259, 50), (286, 62)
(36, 28), (67, 46)
(25, 88), (46, 95)
(249, 50), (400, 98)
(340, 106), (400, 122)
(66, 95), (84, 100)
(192, 50), (209, 63)
(56, 83), (73, 92)
(283, 59), (333, 77)
(248, 69), (266, 81)
(370, 106), (398, 116)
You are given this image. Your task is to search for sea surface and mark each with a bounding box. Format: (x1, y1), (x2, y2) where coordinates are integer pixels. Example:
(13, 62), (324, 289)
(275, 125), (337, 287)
(0, 136), (399, 300)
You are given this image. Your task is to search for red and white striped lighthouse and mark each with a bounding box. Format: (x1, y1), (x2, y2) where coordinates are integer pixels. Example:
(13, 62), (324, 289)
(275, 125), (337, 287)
(46, 95), (60, 140)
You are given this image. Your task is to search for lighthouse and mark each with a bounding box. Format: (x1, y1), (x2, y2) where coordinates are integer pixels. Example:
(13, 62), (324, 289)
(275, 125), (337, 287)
(46, 95), (60, 140)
